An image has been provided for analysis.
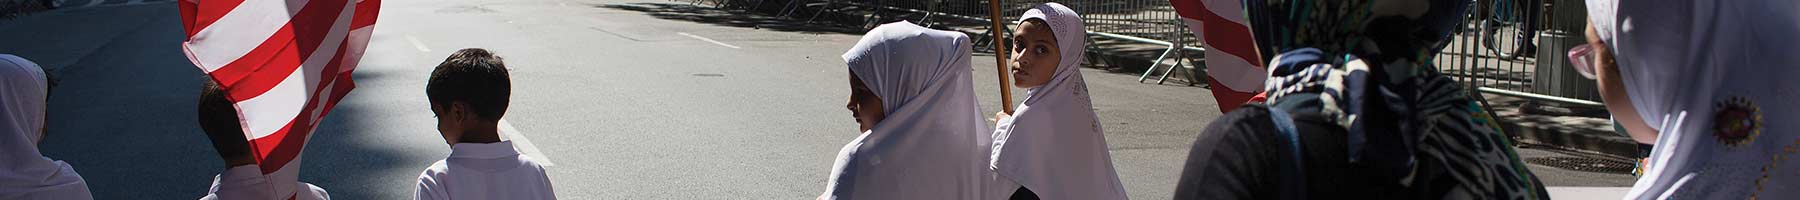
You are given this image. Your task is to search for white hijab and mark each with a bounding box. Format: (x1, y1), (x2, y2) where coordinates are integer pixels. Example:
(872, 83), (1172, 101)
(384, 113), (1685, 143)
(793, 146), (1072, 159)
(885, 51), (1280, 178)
(1586, 0), (1800, 199)
(989, 3), (1127, 200)
(822, 21), (1001, 200)
(0, 54), (92, 200)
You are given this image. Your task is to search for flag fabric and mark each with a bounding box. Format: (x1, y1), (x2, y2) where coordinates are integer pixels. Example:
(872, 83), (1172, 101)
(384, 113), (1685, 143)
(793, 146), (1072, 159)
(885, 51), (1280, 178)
(178, 0), (378, 197)
(1171, 0), (1264, 112)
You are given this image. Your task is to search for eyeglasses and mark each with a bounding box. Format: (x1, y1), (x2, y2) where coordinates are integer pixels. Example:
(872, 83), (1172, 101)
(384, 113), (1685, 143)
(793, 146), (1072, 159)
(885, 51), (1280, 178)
(1566, 44), (1598, 79)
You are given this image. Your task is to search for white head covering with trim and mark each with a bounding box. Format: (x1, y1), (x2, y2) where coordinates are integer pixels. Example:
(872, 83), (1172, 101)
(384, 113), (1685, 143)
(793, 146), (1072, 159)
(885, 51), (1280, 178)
(0, 54), (93, 200)
(1586, 0), (1800, 199)
(989, 3), (1127, 199)
(822, 21), (1002, 200)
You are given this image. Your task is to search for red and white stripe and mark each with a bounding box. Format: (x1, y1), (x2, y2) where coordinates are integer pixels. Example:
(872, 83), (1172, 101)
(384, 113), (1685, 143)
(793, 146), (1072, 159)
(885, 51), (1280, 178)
(179, 0), (378, 197)
(1171, 0), (1264, 112)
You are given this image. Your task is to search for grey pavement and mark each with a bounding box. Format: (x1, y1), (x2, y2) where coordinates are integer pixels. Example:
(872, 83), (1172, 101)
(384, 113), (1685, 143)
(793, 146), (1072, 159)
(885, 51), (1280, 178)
(0, 0), (1630, 199)
(1, 1), (221, 199)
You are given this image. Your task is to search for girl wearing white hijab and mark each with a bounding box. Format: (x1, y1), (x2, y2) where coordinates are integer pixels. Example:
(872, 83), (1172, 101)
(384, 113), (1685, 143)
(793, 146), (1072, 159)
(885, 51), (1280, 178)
(0, 54), (93, 200)
(1582, 0), (1800, 198)
(989, 3), (1127, 200)
(821, 21), (1001, 200)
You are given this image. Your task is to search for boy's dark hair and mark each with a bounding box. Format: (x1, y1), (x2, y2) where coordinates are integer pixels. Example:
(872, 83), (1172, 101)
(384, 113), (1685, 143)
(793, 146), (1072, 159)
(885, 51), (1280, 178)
(197, 80), (252, 161)
(427, 48), (511, 121)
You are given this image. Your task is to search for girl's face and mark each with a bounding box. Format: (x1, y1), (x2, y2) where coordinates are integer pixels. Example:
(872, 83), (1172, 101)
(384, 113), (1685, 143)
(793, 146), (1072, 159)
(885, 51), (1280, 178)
(846, 72), (885, 132)
(1010, 19), (1061, 88)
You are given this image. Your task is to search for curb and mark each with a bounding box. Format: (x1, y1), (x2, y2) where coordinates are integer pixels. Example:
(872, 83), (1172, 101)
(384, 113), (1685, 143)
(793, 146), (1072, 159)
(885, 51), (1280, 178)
(1503, 117), (1639, 159)
(1489, 95), (1640, 159)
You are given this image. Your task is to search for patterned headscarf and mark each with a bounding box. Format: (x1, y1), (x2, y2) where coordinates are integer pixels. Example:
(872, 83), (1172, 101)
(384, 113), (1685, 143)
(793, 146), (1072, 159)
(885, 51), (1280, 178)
(1246, 0), (1467, 75)
(1248, 0), (1547, 199)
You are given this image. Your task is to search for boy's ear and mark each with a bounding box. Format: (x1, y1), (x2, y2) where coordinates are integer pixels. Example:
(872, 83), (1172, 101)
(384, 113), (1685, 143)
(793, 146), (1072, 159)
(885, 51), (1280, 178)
(450, 101), (474, 121)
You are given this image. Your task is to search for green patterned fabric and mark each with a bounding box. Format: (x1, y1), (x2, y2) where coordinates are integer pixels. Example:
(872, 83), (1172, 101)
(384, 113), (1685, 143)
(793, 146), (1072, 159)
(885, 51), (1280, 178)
(1246, 0), (1550, 199)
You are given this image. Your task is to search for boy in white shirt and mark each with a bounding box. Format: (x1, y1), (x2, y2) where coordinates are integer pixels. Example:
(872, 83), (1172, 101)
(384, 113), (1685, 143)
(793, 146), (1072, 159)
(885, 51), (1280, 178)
(196, 81), (329, 200)
(414, 48), (555, 200)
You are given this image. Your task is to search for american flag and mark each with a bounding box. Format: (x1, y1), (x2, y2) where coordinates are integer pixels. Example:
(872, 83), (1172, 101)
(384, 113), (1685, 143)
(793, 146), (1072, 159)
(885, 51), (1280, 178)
(1171, 0), (1263, 112)
(178, 0), (378, 196)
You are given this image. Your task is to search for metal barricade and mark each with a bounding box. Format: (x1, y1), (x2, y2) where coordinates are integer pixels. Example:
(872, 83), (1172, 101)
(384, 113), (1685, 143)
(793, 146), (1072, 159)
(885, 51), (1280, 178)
(1434, 0), (1602, 107)
(700, 0), (1206, 85)
(692, 0), (1602, 107)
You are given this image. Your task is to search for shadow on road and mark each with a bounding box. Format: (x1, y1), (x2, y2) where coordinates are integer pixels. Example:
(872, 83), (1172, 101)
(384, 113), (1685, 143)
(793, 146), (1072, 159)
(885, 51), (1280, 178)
(598, 2), (865, 35)
(32, 21), (220, 200)
(296, 67), (434, 200)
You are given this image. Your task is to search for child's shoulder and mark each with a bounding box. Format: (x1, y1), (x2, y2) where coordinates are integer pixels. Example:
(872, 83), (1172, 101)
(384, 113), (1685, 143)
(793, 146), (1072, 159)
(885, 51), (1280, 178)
(517, 155), (550, 172)
(416, 160), (452, 179)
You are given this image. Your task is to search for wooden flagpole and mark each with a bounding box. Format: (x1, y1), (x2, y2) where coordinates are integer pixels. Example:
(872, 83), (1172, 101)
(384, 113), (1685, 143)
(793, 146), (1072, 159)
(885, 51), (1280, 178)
(988, 0), (1014, 114)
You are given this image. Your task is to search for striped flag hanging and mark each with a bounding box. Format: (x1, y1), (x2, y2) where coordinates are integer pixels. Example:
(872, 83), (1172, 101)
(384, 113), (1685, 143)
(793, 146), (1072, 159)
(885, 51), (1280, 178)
(178, 0), (378, 197)
(1171, 0), (1263, 112)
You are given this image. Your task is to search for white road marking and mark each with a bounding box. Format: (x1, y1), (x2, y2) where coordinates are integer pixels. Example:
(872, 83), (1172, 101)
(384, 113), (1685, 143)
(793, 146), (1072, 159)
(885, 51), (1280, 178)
(405, 35), (431, 52)
(498, 119), (555, 166)
(677, 32), (741, 49)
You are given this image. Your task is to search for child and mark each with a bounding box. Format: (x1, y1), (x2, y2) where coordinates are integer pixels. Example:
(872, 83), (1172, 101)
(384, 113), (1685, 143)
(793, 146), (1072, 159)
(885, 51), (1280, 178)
(414, 48), (555, 200)
(821, 21), (1002, 200)
(1582, 0), (1800, 198)
(989, 3), (1127, 200)
(196, 80), (330, 200)
(1, 54), (93, 200)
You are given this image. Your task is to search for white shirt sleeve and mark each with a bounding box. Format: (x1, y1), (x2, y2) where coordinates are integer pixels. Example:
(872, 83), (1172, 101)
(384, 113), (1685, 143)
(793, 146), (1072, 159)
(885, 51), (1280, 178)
(414, 170), (449, 200)
(533, 163), (557, 200)
(297, 183), (330, 200)
(199, 175), (224, 200)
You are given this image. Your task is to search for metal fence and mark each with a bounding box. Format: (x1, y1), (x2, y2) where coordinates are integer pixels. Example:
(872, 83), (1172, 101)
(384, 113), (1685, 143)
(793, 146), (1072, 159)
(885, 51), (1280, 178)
(1435, 0), (1601, 106)
(684, 0), (1600, 106)
(690, 0), (1202, 79)
(695, 0), (1196, 45)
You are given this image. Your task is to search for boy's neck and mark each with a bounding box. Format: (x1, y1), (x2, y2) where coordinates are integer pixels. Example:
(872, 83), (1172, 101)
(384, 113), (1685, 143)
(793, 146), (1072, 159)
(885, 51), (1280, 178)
(223, 155), (256, 168)
(456, 124), (503, 144)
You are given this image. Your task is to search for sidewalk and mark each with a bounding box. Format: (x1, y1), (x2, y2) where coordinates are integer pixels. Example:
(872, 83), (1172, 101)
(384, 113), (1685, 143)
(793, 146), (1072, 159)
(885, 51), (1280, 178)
(1548, 187), (1631, 199)
(1487, 93), (1638, 158)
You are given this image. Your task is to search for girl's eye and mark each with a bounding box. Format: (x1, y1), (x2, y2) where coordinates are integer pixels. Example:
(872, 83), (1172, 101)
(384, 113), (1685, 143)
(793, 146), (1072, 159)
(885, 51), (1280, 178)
(1036, 47), (1048, 54)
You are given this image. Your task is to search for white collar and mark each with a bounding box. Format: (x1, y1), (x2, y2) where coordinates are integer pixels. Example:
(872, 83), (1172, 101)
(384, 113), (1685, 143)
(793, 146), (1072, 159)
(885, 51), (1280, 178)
(450, 141), (519, 159)
(209, 165), (273, 198)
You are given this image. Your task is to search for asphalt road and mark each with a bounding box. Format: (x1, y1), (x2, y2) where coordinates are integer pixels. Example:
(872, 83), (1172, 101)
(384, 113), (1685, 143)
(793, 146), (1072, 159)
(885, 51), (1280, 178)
(0, 0), (1630, 199)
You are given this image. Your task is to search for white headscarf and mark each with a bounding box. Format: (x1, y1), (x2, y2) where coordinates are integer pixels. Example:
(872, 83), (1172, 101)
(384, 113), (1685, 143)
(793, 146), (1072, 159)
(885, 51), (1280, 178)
(822, 21), (1001, 200)
(0, 54), (92, 200)
(1586, 0), (1800, 199)
(988, 3), (1128, 200)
